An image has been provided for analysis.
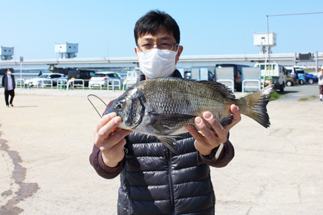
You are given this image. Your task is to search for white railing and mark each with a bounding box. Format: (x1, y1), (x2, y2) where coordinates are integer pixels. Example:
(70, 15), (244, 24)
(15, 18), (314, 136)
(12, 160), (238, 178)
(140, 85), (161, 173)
(107, 79), (121, 91)
(16, 79), (24, 89)
(67, 79), (84, 90)
(242, 80), (261, 93)
(57, 79), (67, 90)
(89, 83), (103, 90)
(122, 79), (136, 90)
(41, 80), (53, 89)
(217, 79), (234, 92)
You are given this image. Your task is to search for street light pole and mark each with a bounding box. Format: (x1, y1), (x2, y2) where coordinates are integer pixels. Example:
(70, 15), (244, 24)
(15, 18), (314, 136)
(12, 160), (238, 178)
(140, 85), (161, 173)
(266, 11), (323, 75)
(266, 15), (271, 85)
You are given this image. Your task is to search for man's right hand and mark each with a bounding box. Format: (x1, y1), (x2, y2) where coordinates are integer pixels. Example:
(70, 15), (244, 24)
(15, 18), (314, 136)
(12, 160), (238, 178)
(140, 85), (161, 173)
(94, 112), (132, 168)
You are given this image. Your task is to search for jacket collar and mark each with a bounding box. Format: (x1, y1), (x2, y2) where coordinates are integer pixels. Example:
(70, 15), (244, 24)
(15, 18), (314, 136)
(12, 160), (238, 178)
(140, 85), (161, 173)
(138, 69), (183, 82)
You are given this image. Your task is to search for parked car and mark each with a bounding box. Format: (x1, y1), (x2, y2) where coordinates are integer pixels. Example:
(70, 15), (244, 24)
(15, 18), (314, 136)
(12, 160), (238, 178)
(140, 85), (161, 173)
(285, 67), (306, 85)
(294, 69), (307, 85)
(67, 69), (95, 87)
(215, 64), (251, 91)
(304, 72), (318, 84)
(254, 63), (285, 91)
(89, 72), (123, 88)
(284, 68), (294, 87)
(25, 73), (66, 87)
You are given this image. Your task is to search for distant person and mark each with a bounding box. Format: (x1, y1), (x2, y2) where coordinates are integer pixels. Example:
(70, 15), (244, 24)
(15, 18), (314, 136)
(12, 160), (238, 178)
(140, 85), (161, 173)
(38, 71), (42, 76)
(2, 69), (16, 107)
(318, 67), (323, 101)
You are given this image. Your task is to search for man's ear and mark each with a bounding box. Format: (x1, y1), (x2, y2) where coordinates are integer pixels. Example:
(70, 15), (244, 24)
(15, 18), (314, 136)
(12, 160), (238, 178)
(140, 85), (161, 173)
(134, 47), (140, 63)
(175, 46), (183, 64)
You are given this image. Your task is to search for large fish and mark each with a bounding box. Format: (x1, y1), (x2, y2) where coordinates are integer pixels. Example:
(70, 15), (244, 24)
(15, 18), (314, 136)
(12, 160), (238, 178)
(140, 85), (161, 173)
(105, 77), (273, 153)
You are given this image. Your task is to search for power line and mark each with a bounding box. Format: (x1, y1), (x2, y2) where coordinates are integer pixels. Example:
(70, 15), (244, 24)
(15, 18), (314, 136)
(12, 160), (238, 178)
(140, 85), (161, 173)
(267, 11), (323, 17)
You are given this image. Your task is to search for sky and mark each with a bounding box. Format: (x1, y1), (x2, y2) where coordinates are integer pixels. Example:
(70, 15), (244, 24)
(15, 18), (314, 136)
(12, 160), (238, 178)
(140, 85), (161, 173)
(1, 0), (323, 60)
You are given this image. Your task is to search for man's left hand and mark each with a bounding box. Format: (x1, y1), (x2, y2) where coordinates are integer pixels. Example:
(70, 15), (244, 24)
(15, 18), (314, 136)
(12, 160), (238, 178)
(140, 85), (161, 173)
(186, 104), (241, 156)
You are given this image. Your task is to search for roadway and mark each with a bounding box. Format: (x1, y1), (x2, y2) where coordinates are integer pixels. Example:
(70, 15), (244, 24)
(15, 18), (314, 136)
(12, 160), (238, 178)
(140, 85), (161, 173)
(0, 83), (322, 214)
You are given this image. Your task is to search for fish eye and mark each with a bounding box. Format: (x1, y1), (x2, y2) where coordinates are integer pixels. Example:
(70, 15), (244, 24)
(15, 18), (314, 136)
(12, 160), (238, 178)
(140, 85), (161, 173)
(115, 103), (123, 109)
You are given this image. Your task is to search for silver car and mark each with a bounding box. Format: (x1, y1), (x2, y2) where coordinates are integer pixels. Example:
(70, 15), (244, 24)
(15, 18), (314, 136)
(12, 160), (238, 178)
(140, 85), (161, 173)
(25, 73), (67, 87)
(89, 72), (123, 88)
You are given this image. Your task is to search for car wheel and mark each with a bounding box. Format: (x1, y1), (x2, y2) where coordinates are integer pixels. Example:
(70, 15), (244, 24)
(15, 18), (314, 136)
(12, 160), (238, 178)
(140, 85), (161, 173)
(299, 79), (304, 85)
(308, 79), (314, 84)
(286, 81), (293, 86)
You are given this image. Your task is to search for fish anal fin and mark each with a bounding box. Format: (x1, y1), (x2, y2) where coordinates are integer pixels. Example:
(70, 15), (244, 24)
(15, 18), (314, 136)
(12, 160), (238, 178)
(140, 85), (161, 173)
(157, 136), (178, 154)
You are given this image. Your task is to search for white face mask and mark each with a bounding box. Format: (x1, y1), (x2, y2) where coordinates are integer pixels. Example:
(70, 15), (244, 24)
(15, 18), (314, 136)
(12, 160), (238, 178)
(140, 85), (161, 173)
(138, 49), (178, 79)
(7, 71), (11, 75)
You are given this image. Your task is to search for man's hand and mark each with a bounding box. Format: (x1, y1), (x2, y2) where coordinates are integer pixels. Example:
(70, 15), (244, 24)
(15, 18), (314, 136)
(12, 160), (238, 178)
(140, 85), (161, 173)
(94, 112), (132, 168)
(186, 104), (241, 156)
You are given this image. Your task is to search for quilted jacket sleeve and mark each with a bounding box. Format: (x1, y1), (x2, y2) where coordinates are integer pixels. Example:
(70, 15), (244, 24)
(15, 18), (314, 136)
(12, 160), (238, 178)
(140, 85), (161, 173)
(199, 139), (234, 168)
(89, 144), (125, 179)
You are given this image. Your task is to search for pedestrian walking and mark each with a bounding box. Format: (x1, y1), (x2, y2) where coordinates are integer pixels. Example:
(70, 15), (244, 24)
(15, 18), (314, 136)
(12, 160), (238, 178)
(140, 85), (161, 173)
(318, 66), (323, 101)
(2, 69), (16, 107)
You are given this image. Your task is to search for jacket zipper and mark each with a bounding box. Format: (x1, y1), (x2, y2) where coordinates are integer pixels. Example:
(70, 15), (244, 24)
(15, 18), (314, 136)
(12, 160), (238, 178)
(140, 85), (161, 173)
(167, 149), (175, 214)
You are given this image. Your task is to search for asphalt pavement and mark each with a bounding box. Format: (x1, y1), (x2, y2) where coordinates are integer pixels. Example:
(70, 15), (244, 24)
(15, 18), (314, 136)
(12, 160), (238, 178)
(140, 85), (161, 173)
(0, 83), (322, 215)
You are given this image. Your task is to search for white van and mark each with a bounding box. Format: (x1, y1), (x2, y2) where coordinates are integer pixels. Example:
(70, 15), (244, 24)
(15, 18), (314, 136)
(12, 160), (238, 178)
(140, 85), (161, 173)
(254, 62), (286, 92)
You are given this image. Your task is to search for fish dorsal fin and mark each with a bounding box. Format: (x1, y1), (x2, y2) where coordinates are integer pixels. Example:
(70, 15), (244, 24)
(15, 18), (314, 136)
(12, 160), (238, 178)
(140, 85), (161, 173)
(198, 80), (236, 99)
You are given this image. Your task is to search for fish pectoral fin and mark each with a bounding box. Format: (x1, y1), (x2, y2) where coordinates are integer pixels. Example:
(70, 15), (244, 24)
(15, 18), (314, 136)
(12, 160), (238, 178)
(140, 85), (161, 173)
(157, 136), (178, 154)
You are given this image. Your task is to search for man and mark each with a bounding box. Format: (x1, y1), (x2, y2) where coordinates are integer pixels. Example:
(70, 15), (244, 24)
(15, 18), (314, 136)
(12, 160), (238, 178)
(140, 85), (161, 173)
(90, 10), (241, 214)
(318, 66), (323, 101)
(2, 69), (15, 107)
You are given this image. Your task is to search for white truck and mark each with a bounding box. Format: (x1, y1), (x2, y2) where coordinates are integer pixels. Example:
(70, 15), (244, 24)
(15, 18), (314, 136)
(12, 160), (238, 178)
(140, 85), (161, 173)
(254, 62), (286, 92)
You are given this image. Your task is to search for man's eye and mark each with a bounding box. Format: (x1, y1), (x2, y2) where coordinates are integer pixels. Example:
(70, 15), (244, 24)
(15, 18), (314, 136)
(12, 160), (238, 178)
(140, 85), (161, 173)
(142, 43), (152, 47)
(159, 42), (171, 49)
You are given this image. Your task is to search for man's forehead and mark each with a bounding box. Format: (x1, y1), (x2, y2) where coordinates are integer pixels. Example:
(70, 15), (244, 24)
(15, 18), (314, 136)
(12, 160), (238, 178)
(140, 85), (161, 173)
(139, 34), (172, 40)
(138, 27), (175, 41)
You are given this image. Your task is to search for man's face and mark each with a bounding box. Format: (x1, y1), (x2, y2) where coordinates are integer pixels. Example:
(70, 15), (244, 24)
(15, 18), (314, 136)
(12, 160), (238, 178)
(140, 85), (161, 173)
(134, 27), (183, 64)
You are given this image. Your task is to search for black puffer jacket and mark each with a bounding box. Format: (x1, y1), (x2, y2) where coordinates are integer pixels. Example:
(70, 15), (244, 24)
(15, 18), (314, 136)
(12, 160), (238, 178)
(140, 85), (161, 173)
(119, 132), (215, 215)
(90, 131), (234, 215)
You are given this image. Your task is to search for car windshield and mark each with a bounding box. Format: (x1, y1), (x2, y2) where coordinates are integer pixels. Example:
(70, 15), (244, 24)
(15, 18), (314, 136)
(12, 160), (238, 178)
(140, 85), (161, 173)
(107, 73), (119, 78)
(38, 75), (48, 78)
(295, 69), (304, 73)
(94, 74), (105, 77)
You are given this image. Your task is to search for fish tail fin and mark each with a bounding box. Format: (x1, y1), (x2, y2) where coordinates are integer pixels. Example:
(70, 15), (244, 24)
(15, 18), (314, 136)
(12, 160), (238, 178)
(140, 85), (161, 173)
(238, 85), (273, 128)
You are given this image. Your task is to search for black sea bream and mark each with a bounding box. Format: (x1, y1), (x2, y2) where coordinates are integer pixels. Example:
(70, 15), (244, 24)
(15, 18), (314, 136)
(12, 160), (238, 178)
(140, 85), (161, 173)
(106, 77), (273, 153)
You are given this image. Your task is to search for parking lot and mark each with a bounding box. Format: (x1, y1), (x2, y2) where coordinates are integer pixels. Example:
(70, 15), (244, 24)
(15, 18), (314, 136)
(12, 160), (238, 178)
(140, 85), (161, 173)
(0, 84), (322, 215)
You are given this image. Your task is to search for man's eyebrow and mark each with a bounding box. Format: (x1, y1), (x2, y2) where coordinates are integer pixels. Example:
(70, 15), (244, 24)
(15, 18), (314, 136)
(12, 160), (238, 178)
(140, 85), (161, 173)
(158, 36), (172, 40)
(140, 35), (172, 41)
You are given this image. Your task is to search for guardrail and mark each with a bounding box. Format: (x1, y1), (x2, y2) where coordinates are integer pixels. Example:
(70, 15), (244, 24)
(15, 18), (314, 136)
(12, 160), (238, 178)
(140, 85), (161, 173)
(67, 79), (84, 90)
(41, 80), (53, 89)
(217, 79), (234, 92)
(16, 79), (24, 89)
(89, 83), (103, 90)
(242, 80), (261, 93)
(57, 79), (68, 90)
(107, 79), (121, 91)
(122, 79), (136, 90)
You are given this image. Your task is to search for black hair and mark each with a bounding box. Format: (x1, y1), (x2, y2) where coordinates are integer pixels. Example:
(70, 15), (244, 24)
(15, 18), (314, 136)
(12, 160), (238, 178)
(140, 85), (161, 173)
(134, 10), (180, 44)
